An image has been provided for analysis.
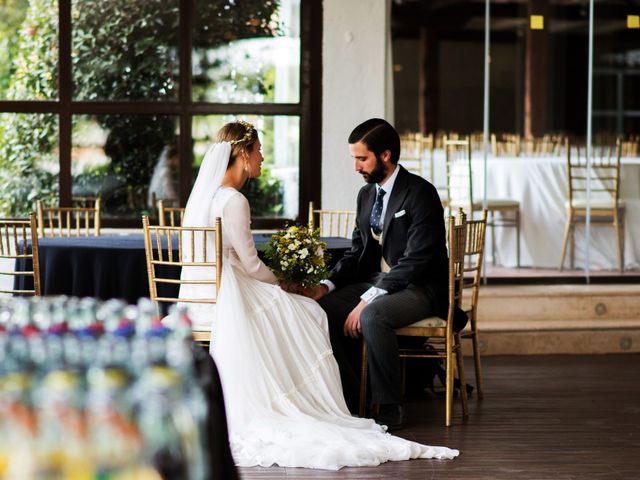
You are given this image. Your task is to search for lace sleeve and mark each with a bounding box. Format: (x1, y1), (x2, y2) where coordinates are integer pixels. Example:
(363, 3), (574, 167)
(223, 192), (277, 284)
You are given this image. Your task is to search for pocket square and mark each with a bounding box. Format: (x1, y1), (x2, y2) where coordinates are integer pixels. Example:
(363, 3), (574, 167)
(394, 209), (406, 218)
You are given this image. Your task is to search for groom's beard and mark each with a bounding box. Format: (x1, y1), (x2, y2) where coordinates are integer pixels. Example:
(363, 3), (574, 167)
(361, 156), (388, 184)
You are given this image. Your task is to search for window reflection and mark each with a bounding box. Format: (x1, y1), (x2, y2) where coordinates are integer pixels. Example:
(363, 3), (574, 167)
(71, 0), (179, 101)
(0, 113), (59, 216)
(72, 115), (179, 218)
(192, 0), (300, 103)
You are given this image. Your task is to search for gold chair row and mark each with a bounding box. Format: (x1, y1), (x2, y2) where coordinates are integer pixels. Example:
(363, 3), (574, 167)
(36, 198), (102, 237)
(35, 196), (184, 237)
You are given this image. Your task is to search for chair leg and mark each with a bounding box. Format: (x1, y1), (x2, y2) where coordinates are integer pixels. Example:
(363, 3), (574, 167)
(570, 222), (575, 270)
(614, 210), (624, 273)
(515, 208), (521, 268)
(455, 334), (469, 418)
(445, 344), (453, 427)
(559, 214), (572, 271)
(470, 325), (484, 399)
(359, 342), (368, 418)
(621, 212), (625, 273)
(490, 210), (497, 266)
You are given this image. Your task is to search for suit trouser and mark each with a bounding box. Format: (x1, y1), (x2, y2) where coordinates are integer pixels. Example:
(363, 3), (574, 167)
(318, 277), (440, 407)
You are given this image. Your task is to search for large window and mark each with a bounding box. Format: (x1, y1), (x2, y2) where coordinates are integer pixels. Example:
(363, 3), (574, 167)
(0, 0), (321, 227)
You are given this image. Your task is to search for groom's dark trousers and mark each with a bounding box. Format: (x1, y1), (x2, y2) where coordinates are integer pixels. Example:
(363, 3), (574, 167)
(318, 166), (462, 410)
(319, 277), (442, 407)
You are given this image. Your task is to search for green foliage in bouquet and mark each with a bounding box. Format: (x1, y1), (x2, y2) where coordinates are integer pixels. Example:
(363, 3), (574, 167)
(264, 225), (330, 288)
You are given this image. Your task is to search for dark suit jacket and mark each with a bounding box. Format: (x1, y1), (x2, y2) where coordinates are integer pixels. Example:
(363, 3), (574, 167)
(329, 165), (449, 311)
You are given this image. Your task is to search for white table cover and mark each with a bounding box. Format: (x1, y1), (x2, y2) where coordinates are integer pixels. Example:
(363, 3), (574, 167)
(425, 154), (640, 270)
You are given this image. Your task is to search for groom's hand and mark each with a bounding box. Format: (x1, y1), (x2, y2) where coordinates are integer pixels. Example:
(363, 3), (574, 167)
(344, 300), (367, 338)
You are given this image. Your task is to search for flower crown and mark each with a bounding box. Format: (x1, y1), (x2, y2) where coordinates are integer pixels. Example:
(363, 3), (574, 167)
(228, 121), (256, 145)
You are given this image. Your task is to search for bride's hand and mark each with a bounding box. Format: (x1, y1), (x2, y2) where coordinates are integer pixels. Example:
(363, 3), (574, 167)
(279, 281), (304, 294)
(305, 284), (329, 300)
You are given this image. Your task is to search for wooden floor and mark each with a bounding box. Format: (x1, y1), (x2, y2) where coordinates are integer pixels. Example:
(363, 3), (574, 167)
(238, 354), (640, 479)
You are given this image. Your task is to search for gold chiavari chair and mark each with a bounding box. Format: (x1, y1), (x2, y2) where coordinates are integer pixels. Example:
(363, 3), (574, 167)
(359, 211), (469, 427)
(559, 138), (624, 272)
(308, 201), (356, 238)
(490, 133), (521, 157)
(459, 209), (488, 398)
(520, 134), (566, 157)
(36, 198), (101, 237)
(469, 132), (485, 154)
(399, 132), (435, 180)
(142, 215), (222, 347)
(158, 199), (185, 227)
(0, 213), (41, 296)
(621, 136), (638, 157)
(445, 136), (521, 267)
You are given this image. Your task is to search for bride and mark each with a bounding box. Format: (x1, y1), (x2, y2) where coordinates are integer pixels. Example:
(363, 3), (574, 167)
(179, 121), (459, 470)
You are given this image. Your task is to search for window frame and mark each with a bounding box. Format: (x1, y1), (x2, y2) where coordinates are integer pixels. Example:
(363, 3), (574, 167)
(0, 0), (322, 228)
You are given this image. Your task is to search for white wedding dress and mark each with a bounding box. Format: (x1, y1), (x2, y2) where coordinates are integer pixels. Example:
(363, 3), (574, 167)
(179, 143), (459, 470)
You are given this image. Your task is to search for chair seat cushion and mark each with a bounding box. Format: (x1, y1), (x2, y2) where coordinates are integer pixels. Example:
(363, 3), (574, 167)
(450, 199), (519, 210)
(566, 199), (624, 209)
(405, 316), (447, 328)
(483, 199), (520, 209)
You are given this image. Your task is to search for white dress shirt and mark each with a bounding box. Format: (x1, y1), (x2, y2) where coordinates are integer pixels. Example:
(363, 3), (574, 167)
(322, 165), (401, 304)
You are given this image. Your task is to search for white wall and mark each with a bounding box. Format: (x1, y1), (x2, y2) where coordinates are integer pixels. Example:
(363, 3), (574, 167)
(322, 0), (393, 211)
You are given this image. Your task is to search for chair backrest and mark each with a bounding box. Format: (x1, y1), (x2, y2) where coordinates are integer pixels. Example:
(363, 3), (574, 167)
(490, 133), (521, 157)
(461, 209), (487, 315)
(399, 132), (434, 180)
(520, 134), (566, 157)
(37, 198), (101, 237)
(308, 201), (356, 238)
(444, 136), (473, 215)
(158, 199), (185, 227)
(0, 213), (41, 296)
(142, 215), (222, 305)
(567, 137), (621, 208)
(445, 210), (468, 335)
(621, 136), (638, 157)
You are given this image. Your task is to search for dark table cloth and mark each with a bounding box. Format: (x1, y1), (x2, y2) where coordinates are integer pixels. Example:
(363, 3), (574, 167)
(16, 233), (351, 303)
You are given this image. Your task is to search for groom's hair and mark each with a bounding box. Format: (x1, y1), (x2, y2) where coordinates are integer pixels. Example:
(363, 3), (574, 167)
(348, 118), (400, 165)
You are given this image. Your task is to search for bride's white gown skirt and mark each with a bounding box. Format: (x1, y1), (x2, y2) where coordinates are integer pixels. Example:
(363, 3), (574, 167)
(210, 264), (459, 470)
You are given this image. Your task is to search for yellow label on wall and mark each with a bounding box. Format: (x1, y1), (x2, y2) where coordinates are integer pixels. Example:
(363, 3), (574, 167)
(530, 15), (544, 30)
(628, 15), (640, 29)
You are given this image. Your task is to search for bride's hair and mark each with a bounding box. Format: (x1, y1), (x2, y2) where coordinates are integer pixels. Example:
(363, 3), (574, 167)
(216, 121), (258, 167)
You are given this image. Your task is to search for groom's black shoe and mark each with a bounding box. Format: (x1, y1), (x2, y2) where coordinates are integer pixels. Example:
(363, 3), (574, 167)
(375, 404), (404, 431)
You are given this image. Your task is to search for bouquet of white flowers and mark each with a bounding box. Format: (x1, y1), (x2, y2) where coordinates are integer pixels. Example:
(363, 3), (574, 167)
(264, 225), (330, 288)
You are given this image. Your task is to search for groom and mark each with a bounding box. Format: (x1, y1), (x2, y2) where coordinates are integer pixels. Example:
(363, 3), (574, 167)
(309, 118), (465, 429)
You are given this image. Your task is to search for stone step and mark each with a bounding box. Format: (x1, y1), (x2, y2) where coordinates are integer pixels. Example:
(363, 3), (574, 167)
(464, 284), (640, 355)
